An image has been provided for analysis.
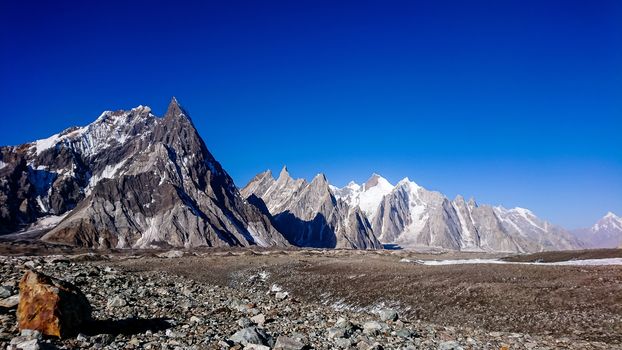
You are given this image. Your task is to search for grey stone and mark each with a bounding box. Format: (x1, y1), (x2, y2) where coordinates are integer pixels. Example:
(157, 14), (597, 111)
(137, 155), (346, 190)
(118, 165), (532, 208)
(363, 321), (384, 335)
(229, 327), (268, 346)
(327, 327), (346, 339)
(274, 335), (305, 350)
(0, 286), (12, 299)
(106, 295), (127, 308)
(378, 309), (398, 322)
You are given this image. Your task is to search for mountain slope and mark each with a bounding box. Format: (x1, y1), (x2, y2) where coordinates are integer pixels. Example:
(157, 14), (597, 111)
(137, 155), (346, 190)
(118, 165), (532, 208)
(241, 167), (382, 249)
(572, 212), (622, 248)
(0, 98), (288, 248)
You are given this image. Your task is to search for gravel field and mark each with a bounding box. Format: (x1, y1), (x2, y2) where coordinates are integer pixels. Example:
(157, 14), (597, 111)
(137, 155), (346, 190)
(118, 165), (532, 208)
(1, 248), (621, 349)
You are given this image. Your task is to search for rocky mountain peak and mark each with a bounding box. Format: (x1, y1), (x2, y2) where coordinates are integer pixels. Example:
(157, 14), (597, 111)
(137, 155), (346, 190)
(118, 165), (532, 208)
(364, 173), (391, 190)
(164, 97), (191, 122)
(311, 173), (329, 186)
(591, 211), (622, 232)
(278, 165), (290, 180)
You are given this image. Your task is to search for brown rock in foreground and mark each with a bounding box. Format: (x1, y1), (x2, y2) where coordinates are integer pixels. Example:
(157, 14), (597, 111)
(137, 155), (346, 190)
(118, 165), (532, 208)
(17, 270), (92, 338)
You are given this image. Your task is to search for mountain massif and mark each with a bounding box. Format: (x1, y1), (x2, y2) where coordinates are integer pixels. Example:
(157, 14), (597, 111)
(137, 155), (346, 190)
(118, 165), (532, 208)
(0, 99), (287, 248)
(0, 99), (613, 252)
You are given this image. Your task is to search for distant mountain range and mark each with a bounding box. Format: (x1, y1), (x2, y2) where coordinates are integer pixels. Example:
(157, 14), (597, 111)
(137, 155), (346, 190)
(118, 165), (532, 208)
(0, 99), (618, 252)
(572, 212), (622, 249)
(327, 174), (582, 252)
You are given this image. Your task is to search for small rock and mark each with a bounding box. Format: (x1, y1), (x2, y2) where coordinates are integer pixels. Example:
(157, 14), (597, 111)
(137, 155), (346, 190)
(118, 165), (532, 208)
(189, 316), (202, 324)
(165, 329), (180, 338)
(439, 341), (463, 350)
(0, 295), (20, 309)
(20, 329), (42, 339)
(14, 339), (42, 350)
(250, 314), (266, 326)
(378, 309), (398, 322)
(275, 292), (289, 301)
(362, 321), (384, 336)
(327, 327), (346, 339)
(157, 250), (184, 259)
(0, 286), (12, 299)
(396, 328), (415, 338)
(274, 335), (305, 350)
(245, 345), (271, 350)
(229, 327), (269, 346)
(106, 295), (127, 308)
(237, 317), (253, 327)
(334, 337), (351, 347)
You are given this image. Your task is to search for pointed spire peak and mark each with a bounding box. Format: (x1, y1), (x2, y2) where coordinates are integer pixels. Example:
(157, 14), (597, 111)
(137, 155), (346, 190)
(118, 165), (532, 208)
(467, 197), (478, 207)
(259, 169), (273, 179)
(278, 165), (290, 179)
(454, 194), (465, 202)
(165, 96), (191, 121)
(311, 173), (329, 187)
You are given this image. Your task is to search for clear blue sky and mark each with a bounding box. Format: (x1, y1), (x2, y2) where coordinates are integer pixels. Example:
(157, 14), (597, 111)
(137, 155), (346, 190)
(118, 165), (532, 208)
(1, 0), (620, 229)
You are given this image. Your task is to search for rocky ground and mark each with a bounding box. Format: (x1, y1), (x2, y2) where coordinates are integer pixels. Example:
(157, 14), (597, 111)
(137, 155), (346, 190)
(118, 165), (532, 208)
(0, 249), (621, 349)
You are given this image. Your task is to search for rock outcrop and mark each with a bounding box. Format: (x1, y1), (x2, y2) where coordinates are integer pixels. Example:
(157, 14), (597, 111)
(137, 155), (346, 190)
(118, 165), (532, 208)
(17, 270), (92, 338)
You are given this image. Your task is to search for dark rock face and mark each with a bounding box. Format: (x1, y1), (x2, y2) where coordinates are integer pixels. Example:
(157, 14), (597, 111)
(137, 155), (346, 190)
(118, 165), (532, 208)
(17, 270), (92, 338)
(0, 98), (288, 249)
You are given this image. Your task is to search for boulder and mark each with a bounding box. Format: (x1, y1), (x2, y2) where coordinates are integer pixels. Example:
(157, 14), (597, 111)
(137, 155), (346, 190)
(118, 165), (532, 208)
(17, 270), (92, 338)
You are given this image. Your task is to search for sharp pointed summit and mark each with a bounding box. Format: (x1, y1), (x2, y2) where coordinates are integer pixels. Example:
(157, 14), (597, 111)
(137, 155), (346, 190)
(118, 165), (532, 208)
(165, 96), (191, 121)
(278, 165), (290, 179)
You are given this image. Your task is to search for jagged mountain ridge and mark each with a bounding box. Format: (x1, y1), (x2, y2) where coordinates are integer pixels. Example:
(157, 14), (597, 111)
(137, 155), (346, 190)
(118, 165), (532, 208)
(241, 167), (382, 249)
(572, 212), (622, 248)
(0, 98), (288, 248)
(331, 175), (582, 252)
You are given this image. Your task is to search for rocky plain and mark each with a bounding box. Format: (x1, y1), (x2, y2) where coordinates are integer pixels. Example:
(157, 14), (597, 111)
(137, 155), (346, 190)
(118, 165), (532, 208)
(0, 244), (621, 350)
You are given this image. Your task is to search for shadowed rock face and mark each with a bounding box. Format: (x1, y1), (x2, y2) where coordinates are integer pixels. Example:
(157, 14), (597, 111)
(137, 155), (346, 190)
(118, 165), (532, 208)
(241, 167), (382, 249)
(1, 98), (288, 249)
(17, 270), (92, 338)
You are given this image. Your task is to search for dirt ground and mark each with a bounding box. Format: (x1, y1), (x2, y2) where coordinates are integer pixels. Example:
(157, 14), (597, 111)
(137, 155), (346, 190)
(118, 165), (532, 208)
(109, 249), (622, 345)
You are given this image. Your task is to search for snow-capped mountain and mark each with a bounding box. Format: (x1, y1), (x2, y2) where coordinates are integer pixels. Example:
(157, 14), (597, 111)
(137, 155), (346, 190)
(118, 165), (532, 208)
(332, 174), (582, 252)
(241, 167), (381, 249)
(329, 174), (394, 221)
(0, 98), (288, 248)
(572, 212), (622, 248)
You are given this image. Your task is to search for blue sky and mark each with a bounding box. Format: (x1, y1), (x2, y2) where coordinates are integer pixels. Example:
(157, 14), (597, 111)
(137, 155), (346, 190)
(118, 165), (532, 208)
(1, 0), (620, 228)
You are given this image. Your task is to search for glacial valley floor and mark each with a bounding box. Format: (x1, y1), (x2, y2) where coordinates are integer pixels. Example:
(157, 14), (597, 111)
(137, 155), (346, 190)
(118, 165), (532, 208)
(118, 249), (622, 345)
(1, 247), (621, 349)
